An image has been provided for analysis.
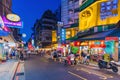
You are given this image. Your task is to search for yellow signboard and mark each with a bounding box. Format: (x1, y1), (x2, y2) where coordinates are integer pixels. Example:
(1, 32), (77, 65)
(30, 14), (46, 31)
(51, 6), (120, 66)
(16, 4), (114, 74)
(79, 0), (120, 31)
(52, 30), (57, 42)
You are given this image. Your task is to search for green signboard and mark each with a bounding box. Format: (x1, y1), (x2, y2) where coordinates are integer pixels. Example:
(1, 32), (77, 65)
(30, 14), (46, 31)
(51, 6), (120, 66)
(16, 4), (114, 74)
(80, 0), (96, 11)
(71, 46), (79, 54)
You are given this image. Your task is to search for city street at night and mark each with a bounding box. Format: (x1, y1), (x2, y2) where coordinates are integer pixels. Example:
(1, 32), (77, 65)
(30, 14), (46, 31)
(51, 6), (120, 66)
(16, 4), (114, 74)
(1, 0), (120, 80)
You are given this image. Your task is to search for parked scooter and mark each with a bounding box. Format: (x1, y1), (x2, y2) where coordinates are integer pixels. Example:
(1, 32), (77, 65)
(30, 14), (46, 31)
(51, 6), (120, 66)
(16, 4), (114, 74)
(64, 56), (76, 66)
(98, 60), (118, 73)
(64, 56), (71, 66)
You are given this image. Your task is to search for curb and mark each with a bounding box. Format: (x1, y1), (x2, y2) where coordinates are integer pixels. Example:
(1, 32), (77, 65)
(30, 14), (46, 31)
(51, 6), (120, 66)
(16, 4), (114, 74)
(11, 61), (20, 80)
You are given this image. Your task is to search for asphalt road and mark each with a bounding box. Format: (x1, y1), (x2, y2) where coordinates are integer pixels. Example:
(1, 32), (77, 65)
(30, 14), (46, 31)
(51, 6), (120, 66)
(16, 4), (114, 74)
(24, 55), (120, 80)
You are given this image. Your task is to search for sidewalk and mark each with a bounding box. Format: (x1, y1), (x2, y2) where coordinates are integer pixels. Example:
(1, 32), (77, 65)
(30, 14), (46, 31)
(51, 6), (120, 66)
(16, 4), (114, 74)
(14, 61), (25, 80)
(0, 60), (19, 80)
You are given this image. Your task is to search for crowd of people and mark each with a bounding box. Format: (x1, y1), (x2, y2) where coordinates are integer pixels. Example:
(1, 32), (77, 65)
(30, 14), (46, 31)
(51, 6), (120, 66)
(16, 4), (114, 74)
(4, 48), (114, 67)
(5, 49), (37, 61)
(47, 49), (91, 66)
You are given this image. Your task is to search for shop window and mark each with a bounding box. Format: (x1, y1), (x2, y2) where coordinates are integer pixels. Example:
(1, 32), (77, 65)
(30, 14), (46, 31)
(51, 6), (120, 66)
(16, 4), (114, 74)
(74, 19), (78, 23)
(68, 9), (74, 14)
(89, 27), (94, 33)
(66, 31), (71, 39)
(103, 26), (108, 31)
(98, 26), (103, 32)
(68, 0), (73, 4)
(68, 18), (74, 24)
(74, 28), (79, 35)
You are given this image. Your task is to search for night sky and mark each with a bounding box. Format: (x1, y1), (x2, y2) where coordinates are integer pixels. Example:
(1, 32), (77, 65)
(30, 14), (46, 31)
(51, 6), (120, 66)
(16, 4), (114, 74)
(12, 0), (60, 42)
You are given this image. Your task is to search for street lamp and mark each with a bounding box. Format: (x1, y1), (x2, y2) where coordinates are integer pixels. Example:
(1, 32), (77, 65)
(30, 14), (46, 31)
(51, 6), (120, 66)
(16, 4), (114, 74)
(22, 33), (26, 38)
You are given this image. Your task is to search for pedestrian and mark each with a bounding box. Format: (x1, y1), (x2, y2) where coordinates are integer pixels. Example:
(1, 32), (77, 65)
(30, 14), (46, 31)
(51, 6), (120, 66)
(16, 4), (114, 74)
(12, 50), (15, 59)
(15, 50), (19, 60)
(53, 49), (57, 61)
(5, 51), (8, 60)
(69, 53), (75, 65)
(27, 50), (31, 58)
(20, 51), (24, 61)
(58, 50), (62, 62)
(81, 51), (86, 63)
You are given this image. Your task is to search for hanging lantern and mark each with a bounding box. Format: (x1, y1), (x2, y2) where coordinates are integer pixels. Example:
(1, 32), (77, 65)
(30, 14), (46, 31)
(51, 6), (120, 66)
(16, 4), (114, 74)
(74, 41), (80, 46)
(100, 40), (106, 48)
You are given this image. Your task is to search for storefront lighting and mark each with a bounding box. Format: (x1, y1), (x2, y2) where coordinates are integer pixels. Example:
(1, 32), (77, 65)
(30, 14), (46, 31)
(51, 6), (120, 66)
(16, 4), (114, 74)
(101, 41), (104, 44)
(66, 44), (69, 47)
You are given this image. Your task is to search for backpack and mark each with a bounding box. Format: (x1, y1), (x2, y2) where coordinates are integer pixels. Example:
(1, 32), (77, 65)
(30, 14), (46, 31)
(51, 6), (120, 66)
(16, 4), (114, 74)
(54, 51), (57, 56)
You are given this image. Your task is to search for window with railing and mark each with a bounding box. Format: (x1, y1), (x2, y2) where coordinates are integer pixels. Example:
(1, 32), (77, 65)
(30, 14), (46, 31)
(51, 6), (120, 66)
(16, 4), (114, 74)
(68, 0), (74, 4)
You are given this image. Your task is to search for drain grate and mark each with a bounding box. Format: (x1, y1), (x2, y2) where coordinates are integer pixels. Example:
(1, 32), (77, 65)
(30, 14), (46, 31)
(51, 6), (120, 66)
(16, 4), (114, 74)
(16, 72), (24, 76)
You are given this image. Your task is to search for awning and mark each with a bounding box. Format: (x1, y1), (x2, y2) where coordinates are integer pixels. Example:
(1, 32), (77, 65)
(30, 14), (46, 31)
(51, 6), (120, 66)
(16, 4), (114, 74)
(78, 29), (115, 41)
(0, 30), (10, 36)
(2, 34), (16, 43)
(108, 28), (120, 37)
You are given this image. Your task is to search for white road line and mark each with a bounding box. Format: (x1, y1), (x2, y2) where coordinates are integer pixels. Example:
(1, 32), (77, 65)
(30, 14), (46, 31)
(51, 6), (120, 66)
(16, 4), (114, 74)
(68, 71), (87, 80)
(79, 68), (91, 74)
(91, 72), (107, 80)
(76, 67), (113, 79)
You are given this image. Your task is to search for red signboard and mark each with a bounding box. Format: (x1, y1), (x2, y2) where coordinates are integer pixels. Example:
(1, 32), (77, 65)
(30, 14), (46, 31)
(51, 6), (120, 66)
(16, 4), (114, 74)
(105, 37), (118, 41)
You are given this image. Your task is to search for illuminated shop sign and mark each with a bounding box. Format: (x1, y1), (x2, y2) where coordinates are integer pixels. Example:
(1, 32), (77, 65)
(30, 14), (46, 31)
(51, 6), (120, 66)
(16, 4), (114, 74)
(105, 37), (118, 41)
(79, 0), (120, 31)
(60, 29), (66, 43)
(100, 0), (118, 20)
(2, 16), (23, 28)
(6, 14), (20, 22)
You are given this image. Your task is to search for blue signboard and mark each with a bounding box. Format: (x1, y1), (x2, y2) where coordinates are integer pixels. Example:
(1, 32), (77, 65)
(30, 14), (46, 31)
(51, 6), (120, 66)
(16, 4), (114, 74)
(60, 29), (66, 44)
(100, 0), (118, 20)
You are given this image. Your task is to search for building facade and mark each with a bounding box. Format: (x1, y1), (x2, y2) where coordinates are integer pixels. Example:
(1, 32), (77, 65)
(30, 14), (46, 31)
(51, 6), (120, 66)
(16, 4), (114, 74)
(0, 0), (12, 16)
(33, 10), (57, 48)
(77, 0), (120, 62)
(61, 0), (80, 44)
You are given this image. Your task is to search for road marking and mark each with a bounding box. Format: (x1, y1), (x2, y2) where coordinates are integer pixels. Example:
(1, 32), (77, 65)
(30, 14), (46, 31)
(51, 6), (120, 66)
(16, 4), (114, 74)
(76, 67), (113, 79)
(77, 68), (91, 74)
(92, 72), (107, 80)
(68, 71), (87, 80)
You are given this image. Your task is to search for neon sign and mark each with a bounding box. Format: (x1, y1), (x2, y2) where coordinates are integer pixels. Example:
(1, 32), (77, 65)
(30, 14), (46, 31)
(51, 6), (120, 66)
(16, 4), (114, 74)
(2, 16), (23, 28)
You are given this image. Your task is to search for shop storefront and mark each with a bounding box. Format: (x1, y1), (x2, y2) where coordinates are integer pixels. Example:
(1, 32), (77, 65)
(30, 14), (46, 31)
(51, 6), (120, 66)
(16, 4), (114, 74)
(78, 27), (120, 62)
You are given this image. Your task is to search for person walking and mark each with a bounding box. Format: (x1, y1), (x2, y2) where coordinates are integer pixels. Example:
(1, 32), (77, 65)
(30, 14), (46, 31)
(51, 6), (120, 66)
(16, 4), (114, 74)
(69, 52), (75, 65)
(27, 50), (31, 58)
(53, 50), (57, 61)
(20, 51), (24, 61)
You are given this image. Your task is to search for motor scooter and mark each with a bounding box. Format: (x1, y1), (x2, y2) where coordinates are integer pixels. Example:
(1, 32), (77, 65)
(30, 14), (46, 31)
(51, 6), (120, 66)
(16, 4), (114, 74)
(98, 60), (118, 73)
(64, 56), (71, 66)
(64, 56), (76, 66)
